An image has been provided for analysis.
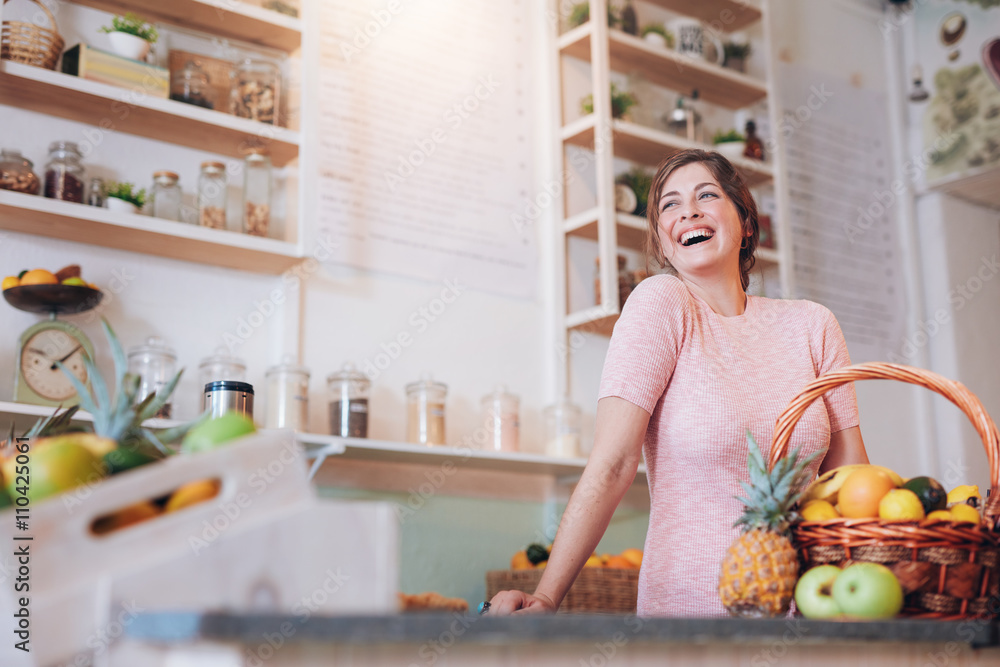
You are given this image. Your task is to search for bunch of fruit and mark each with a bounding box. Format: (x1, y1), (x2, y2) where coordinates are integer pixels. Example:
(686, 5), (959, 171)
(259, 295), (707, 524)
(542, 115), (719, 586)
(2, 265), (97, 290)
(510, 543), (643, 570)
(794, 562), (903, 620)
(799, 463), (984, 524)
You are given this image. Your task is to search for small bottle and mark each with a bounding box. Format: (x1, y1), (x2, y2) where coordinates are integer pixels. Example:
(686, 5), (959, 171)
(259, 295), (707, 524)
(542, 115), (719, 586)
(43, 141), (85, 203)
(127, 336), (177, 419)
(743, 120), (765, 161)
(151, 171), (182, 221)
(543, 399), (582, 458)
(198, 348), (247, 412)
(265, 357), (310, 430)
(620, 0), (638, 35)
(86, 177), (105, 207)
(243, 148), (271, 237)
(687, 89), (704, 143)
(327, 363), (370, 438)
(406, 374), (447, 446)
(481, 385), (520, 452)
(198, 161), (227, 229)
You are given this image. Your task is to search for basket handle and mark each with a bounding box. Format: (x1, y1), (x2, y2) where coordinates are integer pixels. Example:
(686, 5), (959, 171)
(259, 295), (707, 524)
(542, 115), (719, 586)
(767, 362), (1000, 520)
(3, 0), (59, 29)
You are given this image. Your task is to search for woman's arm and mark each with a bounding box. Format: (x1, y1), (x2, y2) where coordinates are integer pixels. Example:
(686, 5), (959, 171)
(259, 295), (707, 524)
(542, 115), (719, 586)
(818, 426), (868, 474)
(489, 396), (649, 614)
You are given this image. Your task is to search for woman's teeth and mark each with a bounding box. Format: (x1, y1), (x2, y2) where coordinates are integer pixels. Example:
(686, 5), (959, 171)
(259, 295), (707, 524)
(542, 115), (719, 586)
(680, 229), (715, 246)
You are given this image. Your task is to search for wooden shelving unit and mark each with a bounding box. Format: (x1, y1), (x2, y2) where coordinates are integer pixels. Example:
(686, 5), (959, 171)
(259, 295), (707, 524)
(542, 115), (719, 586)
(0, 61), (300, 167)
(925, 164), (1000, 211)
(0, 190), (302, 274)
(645, 0), (762, 32)
(65, 0), (303, 53)
(565, 208), (647, 251)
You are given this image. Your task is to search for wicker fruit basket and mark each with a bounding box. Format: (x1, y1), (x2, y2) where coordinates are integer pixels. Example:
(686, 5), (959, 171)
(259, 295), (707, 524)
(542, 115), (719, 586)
(486, 567), (638, 614)
(767, 362), (1000, 620)
(1, 0), (65, 71)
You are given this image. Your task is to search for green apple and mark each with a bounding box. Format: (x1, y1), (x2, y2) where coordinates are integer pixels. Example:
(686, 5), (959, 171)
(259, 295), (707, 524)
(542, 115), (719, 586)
(831, 562), (903, 619)
(182, 413), (256, 454)
(61, 277), (87, 286)
(794, 565), (844, 619)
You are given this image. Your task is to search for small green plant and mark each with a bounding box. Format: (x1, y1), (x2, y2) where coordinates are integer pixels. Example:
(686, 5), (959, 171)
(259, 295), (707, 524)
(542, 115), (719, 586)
(568, 2), (619, 29)
(105, 180), (147, 208)
(616, 167), (654, 216)
(723, 41), (752, 60)
(712, 129), (745, 145)
(99, 12), (159, 43)
(640, 24), (674, 48)
(581, 83), (638, 119)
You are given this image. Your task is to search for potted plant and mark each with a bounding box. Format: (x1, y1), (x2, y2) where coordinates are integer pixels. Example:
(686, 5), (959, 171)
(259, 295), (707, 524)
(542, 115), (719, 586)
(581, 83), (638, 120)
(99, 12), (159, 61)
(723, 40), (752, 73)
(104, 180), (147, 214)
(640, 24), (674, 49)
(712, 129), (746, 161)
(615, 167), (654, 217)
(567, 2), (619, 29)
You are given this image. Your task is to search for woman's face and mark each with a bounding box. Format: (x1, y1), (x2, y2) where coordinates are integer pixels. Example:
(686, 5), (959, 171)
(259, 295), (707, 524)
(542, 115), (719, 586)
(655, 162), (745, 283)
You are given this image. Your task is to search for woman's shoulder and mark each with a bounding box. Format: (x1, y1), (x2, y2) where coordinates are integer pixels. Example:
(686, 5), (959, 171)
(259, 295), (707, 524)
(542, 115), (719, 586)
(753, 296), (840, 329)
(631, 273), (690, 304)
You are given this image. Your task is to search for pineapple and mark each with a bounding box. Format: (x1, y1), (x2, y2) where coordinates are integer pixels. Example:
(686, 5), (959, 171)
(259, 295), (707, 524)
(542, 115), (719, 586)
(718, 431), (820, 617)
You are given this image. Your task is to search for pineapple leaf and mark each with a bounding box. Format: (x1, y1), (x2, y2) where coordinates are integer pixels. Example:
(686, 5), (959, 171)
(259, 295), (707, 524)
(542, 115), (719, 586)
(101, 318), (129, 387)
(54, 361), (99, 416)
(136, 428), (172, 455)
(137, 369), (184, 422)
(83, 351), (111, 425)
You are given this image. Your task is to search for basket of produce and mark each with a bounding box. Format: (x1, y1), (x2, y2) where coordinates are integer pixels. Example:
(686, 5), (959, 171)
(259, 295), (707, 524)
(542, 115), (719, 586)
(770, 362), (1000, 620)
(486, 544), (642, 613)
(1, 0), (65, 71)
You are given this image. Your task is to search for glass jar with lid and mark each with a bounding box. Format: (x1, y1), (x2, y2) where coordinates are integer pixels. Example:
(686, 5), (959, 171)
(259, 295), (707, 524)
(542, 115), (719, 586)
(264, 357), (310, 430)
(151, 171), (182, 221)
(327, 363), (370, 438)
(198, 161), (227, 229)
(230, 59), (279, 124)
(127, 336), (177, 419)
(406, 374), (447, 446)
(543, 399), (582, 458)
(43, 141), (85, 203)
(170, 60), (214, 109)
(0, 149), (40, 194)
(242, 148), (271, 237)
(198, 348), (247, 412)
(481, 385), (520, 452)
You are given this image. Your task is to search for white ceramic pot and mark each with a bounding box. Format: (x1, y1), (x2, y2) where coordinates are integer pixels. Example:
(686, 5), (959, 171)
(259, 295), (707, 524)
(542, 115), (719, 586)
(107, 196), (139, 214)
(642, 32), (667, 48)
(107, 31), (151, 61)
(713, 141), (746, 161)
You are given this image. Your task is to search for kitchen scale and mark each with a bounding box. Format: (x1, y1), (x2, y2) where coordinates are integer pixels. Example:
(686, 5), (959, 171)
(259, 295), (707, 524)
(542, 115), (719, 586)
(3, 284), (103, 408)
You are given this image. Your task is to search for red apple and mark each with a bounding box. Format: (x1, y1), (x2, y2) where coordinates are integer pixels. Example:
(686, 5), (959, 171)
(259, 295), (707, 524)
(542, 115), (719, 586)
(794, 565), (843, 619)
(831, 563), (903, 619)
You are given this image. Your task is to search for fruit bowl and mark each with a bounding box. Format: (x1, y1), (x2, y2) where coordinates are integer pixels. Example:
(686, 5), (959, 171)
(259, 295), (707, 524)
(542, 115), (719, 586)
(2, 284), (103, 314)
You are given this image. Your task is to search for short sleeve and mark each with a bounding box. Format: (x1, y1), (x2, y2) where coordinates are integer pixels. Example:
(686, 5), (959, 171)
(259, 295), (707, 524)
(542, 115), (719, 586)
(598, 275), (689, 414)
(814, 306), (859, 433)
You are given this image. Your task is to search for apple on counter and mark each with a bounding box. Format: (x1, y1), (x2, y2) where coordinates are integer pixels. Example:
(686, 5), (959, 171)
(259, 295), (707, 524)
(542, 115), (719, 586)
(794, 565), (843, 619)
(794, 562), (904, 620)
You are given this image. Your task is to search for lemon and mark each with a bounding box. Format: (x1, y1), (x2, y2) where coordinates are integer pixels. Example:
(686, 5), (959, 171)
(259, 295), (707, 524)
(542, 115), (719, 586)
(1, 276), (19, 290)
(878, 489), (926, 520)
(947, 484), (981, 510)
(801, 499), (840, 521)
(927, 510), (953, 521)
(584, 555), (603, 568)
(949, 504), (981, 525)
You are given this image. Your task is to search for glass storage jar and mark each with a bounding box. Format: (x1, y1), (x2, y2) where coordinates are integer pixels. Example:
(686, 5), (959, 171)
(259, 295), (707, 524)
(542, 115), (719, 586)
(170, 60), (214, 109)
(243, 148), (271, 237)
(43, 141), (85, 203)
(198, 348), (247, 412)
(198, 161), (227, 229)
(327, 363), (370, 438)
(87, 177), (105, 207)
(151, 171), (182, 221)
(543, 399), (582, 458)
(406, 374), (447, 446)
(481, 385), (520, 452)
(230, 59), (279, 124)
(0, 149), (40, 194)
(127, 336), (177, 419)
(264, 358), (309, 430)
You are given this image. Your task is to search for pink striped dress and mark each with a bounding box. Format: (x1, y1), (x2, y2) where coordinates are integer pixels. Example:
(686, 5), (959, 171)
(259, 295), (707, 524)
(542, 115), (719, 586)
(598, 275), (859, 617)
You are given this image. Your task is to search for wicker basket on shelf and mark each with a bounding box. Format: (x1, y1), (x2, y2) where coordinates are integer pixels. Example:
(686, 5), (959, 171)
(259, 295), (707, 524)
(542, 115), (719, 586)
(486, 567), (638, 614)
(768, 362), (1000, 620)
(1, 0), (65, 71)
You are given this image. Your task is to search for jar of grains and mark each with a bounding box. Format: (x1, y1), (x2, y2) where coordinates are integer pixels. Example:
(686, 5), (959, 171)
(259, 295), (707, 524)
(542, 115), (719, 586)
(406, 374), (447, 446)
(198, 161), (227, 229)
(43, 141), (85, 203)
(230, 59), (279, 124)
(0, 149), (40, 194)
(242, 148), (271, 237)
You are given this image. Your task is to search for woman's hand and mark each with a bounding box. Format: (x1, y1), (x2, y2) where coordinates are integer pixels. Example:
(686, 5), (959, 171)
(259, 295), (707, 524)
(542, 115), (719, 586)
(487, 590), (558, 615)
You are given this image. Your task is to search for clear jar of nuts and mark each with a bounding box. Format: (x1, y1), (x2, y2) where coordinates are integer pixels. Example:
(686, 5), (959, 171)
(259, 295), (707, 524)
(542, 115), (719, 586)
(0, 149), (40, 194)
(242, 148), (271, 237)
(230, 59), (279, 125)
(198, 161), (227, 230)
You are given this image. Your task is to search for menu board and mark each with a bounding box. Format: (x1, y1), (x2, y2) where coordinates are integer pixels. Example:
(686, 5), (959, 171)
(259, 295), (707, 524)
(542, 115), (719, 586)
(314, 1), (537, 298)
(777, 63), (907, 363)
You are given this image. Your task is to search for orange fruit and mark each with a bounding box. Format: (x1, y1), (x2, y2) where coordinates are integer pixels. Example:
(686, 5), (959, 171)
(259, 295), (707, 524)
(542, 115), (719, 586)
(535, 561), (547, 569)
(604, 555), (636, 569)
(510, 550), (532, 570)
(620, 548), (643, 568)
(584, 555), (603, 568)
(165, 478), (221, 513)
(1, 276), (19, 290)
(19, 269), (58, 286)
(92, 501), (160, 535)
(838, 468), (896, 518)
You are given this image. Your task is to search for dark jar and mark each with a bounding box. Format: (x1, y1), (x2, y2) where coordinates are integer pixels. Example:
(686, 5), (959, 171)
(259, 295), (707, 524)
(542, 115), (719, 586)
(43, 141), (85, 203)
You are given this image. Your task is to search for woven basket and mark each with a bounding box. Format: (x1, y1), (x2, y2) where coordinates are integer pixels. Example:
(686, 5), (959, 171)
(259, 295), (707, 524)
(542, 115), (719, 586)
(1, 0), (64, 70)
(486, 568), (638, 614)
(767, 362), (1000, 620)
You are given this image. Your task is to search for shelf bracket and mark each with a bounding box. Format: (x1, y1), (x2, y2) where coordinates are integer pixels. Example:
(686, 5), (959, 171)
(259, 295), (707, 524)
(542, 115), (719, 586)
(304, 441), (347, 481)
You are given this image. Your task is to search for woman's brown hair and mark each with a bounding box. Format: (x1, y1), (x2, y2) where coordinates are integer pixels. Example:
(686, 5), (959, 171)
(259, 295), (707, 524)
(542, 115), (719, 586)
(644, 149), (759, 291)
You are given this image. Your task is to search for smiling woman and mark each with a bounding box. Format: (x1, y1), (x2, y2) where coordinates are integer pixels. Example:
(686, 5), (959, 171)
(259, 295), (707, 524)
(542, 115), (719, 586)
(487, 148), (870, 618)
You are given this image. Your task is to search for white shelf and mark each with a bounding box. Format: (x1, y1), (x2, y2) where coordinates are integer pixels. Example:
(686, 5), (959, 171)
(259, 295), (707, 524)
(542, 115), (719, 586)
(65, 0), (303, 53)
(0, 400), (180, 434)
(0, 190), (302, 274)
(565, 305), (620, 337)
(925, 163), (1000, 211)
(564, 208), (648, 251)
(0, 61), (300, 167)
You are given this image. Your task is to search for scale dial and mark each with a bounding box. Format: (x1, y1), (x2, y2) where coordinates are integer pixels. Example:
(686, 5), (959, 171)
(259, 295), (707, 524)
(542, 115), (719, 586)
(16, 322), (92, 404)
